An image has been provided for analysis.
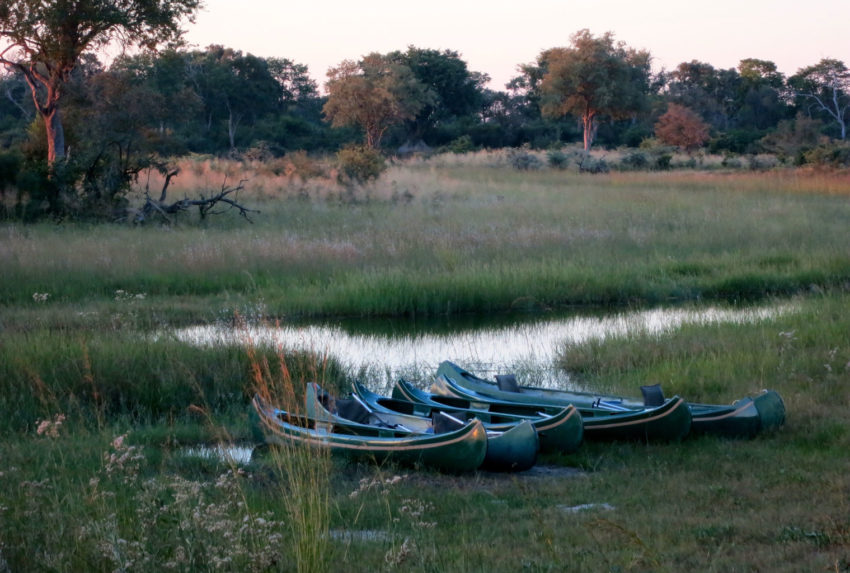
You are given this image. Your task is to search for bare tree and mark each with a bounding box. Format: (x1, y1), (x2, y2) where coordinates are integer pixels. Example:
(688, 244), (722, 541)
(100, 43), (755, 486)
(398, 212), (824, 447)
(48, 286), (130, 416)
(790, 58), (849, 140)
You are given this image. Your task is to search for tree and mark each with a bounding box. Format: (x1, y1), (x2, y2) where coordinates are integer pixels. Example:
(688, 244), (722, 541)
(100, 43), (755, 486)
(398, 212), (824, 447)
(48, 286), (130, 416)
(789, 58), (850, 140)
(323, 53), (433, 149)
(186, 46), (282, 150)
(666, 60), (740, 131)
(734, 58), (789, 132)
(387, 46), (487, 144)
(0, 0), (201, 165)
(654, 103), (710, 152)
(539, 30), (651, 151)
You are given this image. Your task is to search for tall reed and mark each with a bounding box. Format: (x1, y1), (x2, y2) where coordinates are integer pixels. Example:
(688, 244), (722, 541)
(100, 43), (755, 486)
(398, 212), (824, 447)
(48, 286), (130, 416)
(248, 339), (333, 573)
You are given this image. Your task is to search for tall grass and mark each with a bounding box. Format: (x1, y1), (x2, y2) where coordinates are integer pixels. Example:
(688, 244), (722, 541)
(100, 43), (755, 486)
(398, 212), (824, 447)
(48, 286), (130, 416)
(248, 342), (333, 573)
(2, 164), (850, 324)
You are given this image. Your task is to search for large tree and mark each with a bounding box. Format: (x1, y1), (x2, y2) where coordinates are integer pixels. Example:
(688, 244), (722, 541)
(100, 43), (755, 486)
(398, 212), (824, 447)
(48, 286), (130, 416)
(323, 53), (433, 149)
(387, 46), (488, 144)
(0, 0), (201, 165)
(539, 30), (651, 151)
(789, 58), (850, 140)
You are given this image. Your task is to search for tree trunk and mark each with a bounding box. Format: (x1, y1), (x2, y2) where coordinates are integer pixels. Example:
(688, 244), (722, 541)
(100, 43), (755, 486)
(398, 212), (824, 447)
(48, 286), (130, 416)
(582, 111), (596, 151)
(45, 107), (66, 164)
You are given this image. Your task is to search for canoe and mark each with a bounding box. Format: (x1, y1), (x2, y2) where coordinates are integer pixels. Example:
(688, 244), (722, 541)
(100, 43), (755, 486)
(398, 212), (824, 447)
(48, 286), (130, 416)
(251, 393), (487, 473)
(306, 383), (539, 472)
(374, 380), (584, 454)
(437, 360), (784, 439)
(433, 362), (692, 442)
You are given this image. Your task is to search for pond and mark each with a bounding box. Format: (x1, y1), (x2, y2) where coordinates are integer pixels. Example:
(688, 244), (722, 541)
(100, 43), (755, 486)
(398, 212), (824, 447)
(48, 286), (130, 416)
(175, 302), (793, 391)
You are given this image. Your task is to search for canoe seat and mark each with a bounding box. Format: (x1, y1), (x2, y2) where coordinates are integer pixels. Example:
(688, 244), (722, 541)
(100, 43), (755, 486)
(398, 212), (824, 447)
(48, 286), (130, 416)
(640, 384), (665, 407)
(336, 398), (372, 424)
(495, 374), (520, 393)
(432, 411), (466, 434)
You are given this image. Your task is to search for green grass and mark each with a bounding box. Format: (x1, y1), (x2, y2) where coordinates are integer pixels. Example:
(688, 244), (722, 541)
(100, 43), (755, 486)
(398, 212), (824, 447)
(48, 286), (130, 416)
(1, 161), (850, 571)
(2, 166), (850, 325)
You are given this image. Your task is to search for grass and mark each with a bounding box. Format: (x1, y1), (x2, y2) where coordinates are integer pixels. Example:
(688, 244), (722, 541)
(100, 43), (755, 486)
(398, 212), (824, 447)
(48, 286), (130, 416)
(1, 156), (849, 571)
(2, 159), (850, 326)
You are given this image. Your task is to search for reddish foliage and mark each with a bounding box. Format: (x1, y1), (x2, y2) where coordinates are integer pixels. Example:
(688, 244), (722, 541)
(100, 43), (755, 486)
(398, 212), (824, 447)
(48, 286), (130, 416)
(654, 103), (710, 152)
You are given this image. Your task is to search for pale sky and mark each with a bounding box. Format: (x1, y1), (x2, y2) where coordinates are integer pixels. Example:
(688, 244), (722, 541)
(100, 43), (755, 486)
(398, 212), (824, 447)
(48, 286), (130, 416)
(184, 0), (847, 91)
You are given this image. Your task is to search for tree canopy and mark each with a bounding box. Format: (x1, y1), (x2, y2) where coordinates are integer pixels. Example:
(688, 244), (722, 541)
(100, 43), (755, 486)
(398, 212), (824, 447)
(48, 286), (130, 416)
(323, 53), (433, 149)
(539, 30), (651, 151)
(789, 58), (850, 140)
(0, 0), (202, 164)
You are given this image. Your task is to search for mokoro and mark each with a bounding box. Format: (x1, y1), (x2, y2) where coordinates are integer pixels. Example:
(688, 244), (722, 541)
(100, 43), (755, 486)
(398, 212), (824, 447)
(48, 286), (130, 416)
(304, 384), (538, 472)
(251, 393), (487, 473)
(433, 363), (692, 442)
(370, 380), (584, 454)
(437, 360), (784, 438)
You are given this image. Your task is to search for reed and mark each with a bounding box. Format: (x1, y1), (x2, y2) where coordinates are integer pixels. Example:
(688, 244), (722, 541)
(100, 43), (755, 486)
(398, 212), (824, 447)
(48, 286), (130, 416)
(248, 342), (334, 573)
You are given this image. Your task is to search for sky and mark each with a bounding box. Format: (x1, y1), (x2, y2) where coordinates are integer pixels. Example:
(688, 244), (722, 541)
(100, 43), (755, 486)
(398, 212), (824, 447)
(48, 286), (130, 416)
(184, 0), (848, 92)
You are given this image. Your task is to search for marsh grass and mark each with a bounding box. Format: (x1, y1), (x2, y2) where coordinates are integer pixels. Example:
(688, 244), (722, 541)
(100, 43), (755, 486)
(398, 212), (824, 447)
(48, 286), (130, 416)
(2, 158), (850, 571)
(3, 162), (850, 325)
(248, 342), (333, 573)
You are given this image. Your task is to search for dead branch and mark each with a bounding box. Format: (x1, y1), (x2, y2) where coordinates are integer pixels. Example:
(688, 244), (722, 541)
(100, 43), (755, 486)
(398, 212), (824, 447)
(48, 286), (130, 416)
(134, 170), (259, 224)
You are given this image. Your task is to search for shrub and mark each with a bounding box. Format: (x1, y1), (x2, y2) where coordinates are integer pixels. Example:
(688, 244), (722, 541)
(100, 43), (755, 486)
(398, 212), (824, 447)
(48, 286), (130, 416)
(577, 155), (609, 174)
(446, 135), (476, 154)
(336, 145), (386, 184)
(508, 148), (542, 171)
(803, 143), (850, 168)
(620, 151), (649, 170)
(0, 149), (21, 193)
(546, 150), (570, 170)
(721, 156), (742, 169)
(654, 153), (673, 171)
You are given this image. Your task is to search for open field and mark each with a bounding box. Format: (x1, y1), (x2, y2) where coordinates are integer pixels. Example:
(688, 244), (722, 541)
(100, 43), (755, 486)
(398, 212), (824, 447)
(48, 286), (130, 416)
(1, 159), (849, 571)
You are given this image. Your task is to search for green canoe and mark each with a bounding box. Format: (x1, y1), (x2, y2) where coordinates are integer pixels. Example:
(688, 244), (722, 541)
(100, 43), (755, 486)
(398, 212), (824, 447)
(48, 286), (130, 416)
(307, 383), (539, 472)
(438, 360), (784, 439)
(433, 362), (692, 442)
(251, 393), (487, 473)
(380, 380), (584, 454)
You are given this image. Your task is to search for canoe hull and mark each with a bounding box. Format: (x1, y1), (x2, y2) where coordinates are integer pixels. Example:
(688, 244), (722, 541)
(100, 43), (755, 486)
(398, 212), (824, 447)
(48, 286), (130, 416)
(434, 363), (692, 442)
(390, 379), (584, 454)
(437, 360), (784, 440)
(251, 394), (487, 473)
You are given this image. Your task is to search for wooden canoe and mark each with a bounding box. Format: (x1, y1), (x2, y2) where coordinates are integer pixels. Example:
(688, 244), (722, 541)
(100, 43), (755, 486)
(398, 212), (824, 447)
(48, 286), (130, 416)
(304, 383), (539, 472)
(251, 393), (487, 473)
(437, 360), (784, 439)
(433, 362), (692, 442)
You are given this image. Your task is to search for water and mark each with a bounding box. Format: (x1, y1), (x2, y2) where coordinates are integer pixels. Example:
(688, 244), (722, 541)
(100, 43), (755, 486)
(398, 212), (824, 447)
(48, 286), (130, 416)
(174, 303), (793, 389)
(181, 445), (254, 465)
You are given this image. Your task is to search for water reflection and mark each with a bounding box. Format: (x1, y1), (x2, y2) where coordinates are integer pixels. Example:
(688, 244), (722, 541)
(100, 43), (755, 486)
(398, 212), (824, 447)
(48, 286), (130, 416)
(181, 445), (253, 465)
(175, 304), (792, 389)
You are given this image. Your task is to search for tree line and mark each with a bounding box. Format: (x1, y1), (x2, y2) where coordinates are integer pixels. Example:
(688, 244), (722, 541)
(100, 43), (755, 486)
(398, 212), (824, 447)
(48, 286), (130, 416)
(1, 1), (849, 221)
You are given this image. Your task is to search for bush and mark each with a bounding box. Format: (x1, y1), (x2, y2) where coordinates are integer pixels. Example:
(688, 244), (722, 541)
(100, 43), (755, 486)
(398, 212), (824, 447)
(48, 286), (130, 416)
(0, 149), (21, 192)
(721, 156), (743, 169)
(803, 143), (850, 168)
(546, 150), (570, 170)
(577, 155), (609, 174)
(654, 153), (673, 171)
(620, 151), (649, 170)
(336, 145), (386, 184)
(446, 135), (476, 154)
(508, 148), (542, 171)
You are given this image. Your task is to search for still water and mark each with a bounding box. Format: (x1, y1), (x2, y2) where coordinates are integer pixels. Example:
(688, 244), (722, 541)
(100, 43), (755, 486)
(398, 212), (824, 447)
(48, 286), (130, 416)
(175, 303), (792, 389)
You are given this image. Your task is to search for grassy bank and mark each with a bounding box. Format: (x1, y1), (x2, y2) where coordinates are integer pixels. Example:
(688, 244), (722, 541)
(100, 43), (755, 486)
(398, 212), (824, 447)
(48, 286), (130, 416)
(1, 293), (848, 571)
(1, 160), (849, 571)
(2, 165), (850, 327)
